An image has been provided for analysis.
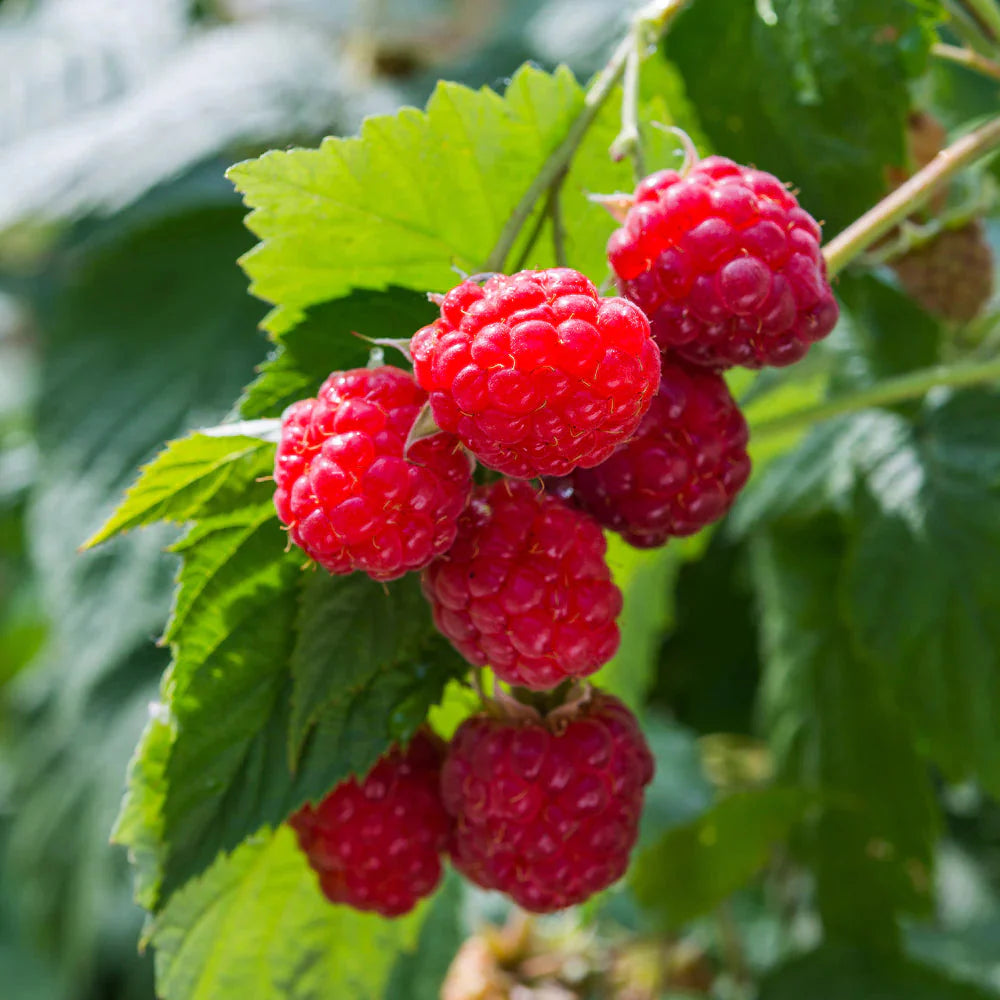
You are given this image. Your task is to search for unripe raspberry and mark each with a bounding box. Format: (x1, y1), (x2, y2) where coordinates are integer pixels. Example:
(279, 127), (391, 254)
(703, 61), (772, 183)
(410, 268), (661, 478)
(607, 157), (839, 369)
(422, 480), (622, 690)
(891, 221), (994, 323)
(550, 358), (751, 546)
(441, 693), (654, 912)
(273, 366), (472, 581)
(289, 730), (452, 917)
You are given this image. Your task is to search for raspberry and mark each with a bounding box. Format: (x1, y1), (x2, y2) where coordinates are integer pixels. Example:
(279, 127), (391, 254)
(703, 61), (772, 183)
(273, 365), (472, 581)
(891, 221), (994, 323)
(441, 692), (654, 912)
(607, 156), (839, 369)
(289, 730), (452, 917)
(549, 358), (751, 546)
(410, 268), (661, 478)
(422, 480), (622, 690)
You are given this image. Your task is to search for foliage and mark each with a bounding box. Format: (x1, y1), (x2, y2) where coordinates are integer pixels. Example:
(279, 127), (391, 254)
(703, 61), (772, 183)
(3, 0), (1000, 998)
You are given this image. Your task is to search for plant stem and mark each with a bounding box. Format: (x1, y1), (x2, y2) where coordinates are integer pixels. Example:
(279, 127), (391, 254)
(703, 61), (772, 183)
(945, 0), (999, 54)
(550, 179), (568, 267)
(822, 115), (1000, 277)
(959, 0), (1000, 43)
(932, 41), (1000, 82)
(482, 0), (688, 273)
(511, 168), (569, 271)
(750, 356), (1000, 439)
(610, 40), (646, 181)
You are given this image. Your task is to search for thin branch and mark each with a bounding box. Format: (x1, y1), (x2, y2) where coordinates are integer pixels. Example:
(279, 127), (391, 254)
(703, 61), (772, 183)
(932, 42), (1000, 82)
(482, 0), (689, 273)
(511, 196), (554, 272)
(510, 168), (569, 271)
(550, 177), (568, 267)
(609, 41), (645, 181)
(750, 356), (1000, 439)
(822, 115), (1000, 277)
(957, 0), (1000, 43)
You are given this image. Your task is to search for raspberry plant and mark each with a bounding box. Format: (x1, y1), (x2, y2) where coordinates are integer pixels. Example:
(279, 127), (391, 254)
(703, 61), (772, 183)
(52, 0), (1000, 996)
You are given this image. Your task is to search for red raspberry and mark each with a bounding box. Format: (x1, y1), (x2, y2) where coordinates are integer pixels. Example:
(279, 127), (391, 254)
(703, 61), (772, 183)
(422, 480), (622, 690)
(549, 358), (751, 546)
(441, 693), (654, 912)
(607, 157), (839, 369)
(273, 366), (472, 581)
(410, 268), (661, 478)
(289, 730), (452, 917)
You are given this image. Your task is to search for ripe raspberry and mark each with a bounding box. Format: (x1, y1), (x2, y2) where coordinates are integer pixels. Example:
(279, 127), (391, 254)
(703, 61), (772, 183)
(410, 268), (661, 478)
(441, 692), (654, 912)
(607, 156), (839, 369)
(273, 365), (472, 581)
(422, 480), (622, 690)
(549, 359), (751, 546)
(891, 221), (994, 323)
(289, 730), (452, 917)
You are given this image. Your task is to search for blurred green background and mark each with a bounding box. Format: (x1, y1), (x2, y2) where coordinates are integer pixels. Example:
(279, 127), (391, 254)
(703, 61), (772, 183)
(2, 1), (1000, 998)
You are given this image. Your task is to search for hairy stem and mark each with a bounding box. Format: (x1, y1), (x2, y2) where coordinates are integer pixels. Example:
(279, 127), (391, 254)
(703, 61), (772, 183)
(483, 0), (688, 272)
(750, 357), (1000, 439)
(932, 41), (1000, 82)
(822, 115), (1000, 277)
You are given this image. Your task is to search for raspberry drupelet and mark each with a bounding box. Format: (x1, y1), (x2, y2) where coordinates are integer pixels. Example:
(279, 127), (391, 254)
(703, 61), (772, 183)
(289, 730), (452, 918)
(422, 479), (622, 691)
(549, 357), (751, 546)
(273, 365), (472, 581)
(607, 156), (839, 369)
(441, 692), (654, 912)
(410, 268), (661, 479)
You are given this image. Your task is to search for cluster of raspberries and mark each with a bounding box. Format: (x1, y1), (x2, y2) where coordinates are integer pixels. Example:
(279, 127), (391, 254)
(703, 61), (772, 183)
(277, 157), (837, 916)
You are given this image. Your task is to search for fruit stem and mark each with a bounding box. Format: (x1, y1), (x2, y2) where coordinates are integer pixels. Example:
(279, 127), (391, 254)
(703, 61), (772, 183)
(550, 178), (568, 267)
(482, 0), (689, 273)
(932, 41), (1000, 82)
(511, 167), (569, 271)
(823, 115), (1000, 277)
(750, 356), (1000, 439)
(609, 39), (646, 181)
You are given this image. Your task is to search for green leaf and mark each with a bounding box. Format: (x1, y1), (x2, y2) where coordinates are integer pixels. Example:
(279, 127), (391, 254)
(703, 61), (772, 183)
(730, 411), (893, 536)
(288, 572), (438, 764)
(664, 0), (930, 233)
(85, 433), (275, 548)
(631, 787), (812, 927)
(152, 827), (429, 1000)
(654, 535), (760, 735)
(595, 534), (701, 713)
(228, 64), (635, 333)
(383, 872), (464, 1000)
(753, 522), (940, 951)
(7, 196), (267, 975)
(239, 289), (437, 418)
(116, 500), (466, 910)
(113, 712), (173, 913)
(759, 946), (997, 1000)
(828, 273), (942, 394)
(842, 390), (1000, 794)
(131, 504), (303, 907)
(637, 715), (714, 841)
